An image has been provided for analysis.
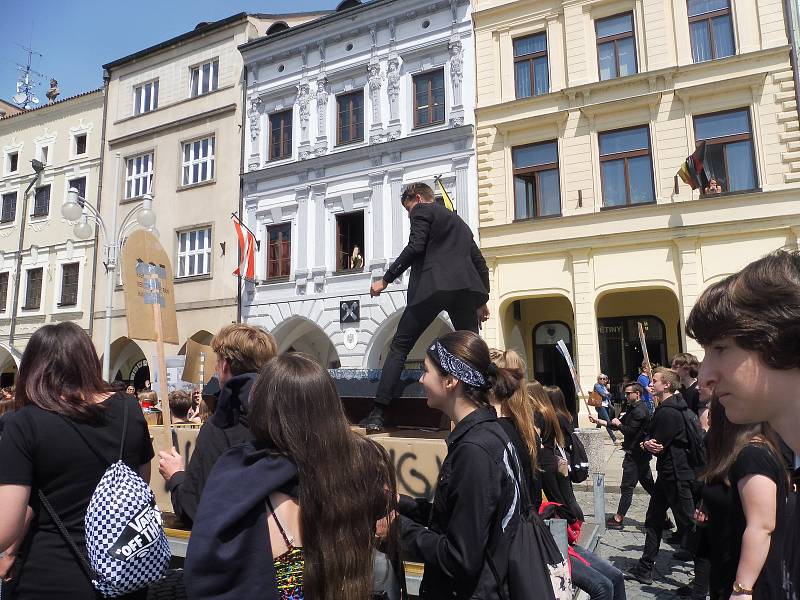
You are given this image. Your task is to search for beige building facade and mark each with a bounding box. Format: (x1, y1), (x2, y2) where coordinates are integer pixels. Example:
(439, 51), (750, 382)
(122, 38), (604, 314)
(96, 12), (324, 389)
(0, 90), (104, 384)
(473, 0), (800, 415)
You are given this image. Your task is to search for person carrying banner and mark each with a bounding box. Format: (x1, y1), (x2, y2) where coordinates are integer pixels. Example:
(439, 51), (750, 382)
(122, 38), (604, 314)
(361, 182), (490, 433)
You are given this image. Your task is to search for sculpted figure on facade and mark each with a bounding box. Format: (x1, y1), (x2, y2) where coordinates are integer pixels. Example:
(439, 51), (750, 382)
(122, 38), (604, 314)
(297, 82), (312, 145)
(368, 63), (384, 125)
(449, 40), (464, 107)
(248, 96), (262, 142)
(315, 78), (329, 155)
(387, 57), (400, 122)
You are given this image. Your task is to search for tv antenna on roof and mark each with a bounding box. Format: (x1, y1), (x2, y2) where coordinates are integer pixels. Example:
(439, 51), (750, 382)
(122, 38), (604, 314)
(12, 44), (45, 109)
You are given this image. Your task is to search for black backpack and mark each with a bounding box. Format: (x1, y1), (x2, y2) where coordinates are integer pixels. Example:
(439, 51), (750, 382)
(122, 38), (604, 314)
(567, 433), (589, 484)
(679, 407), (707, 470)
(485, 429), (571, 600)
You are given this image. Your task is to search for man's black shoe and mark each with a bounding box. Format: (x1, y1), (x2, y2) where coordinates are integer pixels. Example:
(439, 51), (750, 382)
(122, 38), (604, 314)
(605, 517), (624, 530)
(673, 549), (693, 562)
(358, 406), (385, 433)
(624, 566), (653, 585)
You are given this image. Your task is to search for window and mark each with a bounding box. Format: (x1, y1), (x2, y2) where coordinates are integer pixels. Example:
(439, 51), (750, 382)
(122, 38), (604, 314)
(176, 227), (212, 278)
(596, 13), (637, 80)
(59, 263), (79, 307)
(336, 91), (365, 145)
(7, 152), (18, 173)
(125, 153), (153, 199)
(0, 273), (7, 313)
(599, 126), (655, 207)
(32, 185), (50, 218)
(267, 223), (291, 279)
(134, 80), (159, 115)
(75, 134), (87, 155)
(514, 33), (549, 99)
(1, 192), (16, 224)
(69, 177), (87, 201)
(191, 59), (219, 97)
(181, 136), (215, 186)
(269, 110), (293, 161)
(694, 109), (757, 193)
(24, 268), (43, 310)
(40, 146), (49, 165)
(688, 0), (735, 62)
(413, 69), (446, 128)
(512, 141), (561, 219)
(335, 212), (365, 272)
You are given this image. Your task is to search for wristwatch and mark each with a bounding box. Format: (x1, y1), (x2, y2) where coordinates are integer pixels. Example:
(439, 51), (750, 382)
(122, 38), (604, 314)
(732, 582), (754, 595)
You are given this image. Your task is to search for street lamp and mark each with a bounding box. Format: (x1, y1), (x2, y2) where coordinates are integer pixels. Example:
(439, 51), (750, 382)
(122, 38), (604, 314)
(61, 153), (157, 381)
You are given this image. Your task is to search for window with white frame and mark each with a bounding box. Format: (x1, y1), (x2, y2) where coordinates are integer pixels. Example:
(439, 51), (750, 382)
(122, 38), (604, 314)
(134, 80), (159, 115)
(59, 262), (80, 307)
(32, 185), (50, 218)
(181, 136), (215, 186)
(23, 267), (43, 310)
(1, 192), (16, 224)
(6, 152), (18, 174)
(176, 227), (212, 278)
(125, 153), (153, 199)
(190, 59), (219, 97)
(0, 272), (8, 313)
(39, 145), (50, 165)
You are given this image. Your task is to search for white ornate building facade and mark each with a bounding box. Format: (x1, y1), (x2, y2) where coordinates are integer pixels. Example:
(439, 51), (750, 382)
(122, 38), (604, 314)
(240, 0), (477, 369)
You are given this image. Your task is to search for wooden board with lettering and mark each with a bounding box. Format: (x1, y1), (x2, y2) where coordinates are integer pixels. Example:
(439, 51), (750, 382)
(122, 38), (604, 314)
(120, 229), (179, 344)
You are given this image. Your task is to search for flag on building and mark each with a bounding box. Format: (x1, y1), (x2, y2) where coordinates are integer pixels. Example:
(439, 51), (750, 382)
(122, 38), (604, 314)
(677, 141), (710, 190)
(232, 216), (255, 280)
(435, 176), (455, 212)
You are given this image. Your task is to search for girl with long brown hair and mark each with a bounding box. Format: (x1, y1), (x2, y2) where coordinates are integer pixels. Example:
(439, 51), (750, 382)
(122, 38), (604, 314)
(694, 397), (792, 599)
(185, 352), (398, 600)
(534, 384), (584, 521)
(489, 349), (543, 509)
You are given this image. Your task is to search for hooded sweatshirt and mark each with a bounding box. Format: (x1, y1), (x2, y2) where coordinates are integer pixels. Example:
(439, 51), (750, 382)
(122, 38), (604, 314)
(166, 372), (257, 524)
(185, 443), (298, 600)
(646, 392), (694, 481)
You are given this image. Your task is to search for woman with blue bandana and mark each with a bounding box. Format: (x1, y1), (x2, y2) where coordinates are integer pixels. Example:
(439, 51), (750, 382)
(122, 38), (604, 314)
(396, 331), (553, 599)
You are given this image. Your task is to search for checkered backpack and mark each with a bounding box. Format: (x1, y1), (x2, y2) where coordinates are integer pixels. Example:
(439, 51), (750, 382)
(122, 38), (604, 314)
(39, 401), (170, 597)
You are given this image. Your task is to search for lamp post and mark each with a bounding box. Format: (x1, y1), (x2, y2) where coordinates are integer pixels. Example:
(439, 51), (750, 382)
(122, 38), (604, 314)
(62, 153), (156, 381)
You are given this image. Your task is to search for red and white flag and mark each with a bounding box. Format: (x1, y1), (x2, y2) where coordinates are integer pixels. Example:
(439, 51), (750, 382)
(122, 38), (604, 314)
(232, 217), (255, 280)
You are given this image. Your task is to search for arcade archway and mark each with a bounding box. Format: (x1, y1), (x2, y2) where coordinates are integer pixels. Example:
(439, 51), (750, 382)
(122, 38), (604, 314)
(272, 317), (341, 368)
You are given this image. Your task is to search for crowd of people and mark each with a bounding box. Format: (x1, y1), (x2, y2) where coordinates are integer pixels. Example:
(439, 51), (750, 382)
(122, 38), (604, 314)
(0, 179), (798, 600)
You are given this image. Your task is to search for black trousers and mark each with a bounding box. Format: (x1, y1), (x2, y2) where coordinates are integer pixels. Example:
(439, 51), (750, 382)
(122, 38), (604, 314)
(375, 290), (479, 407)
(638, 476), (696, 571)
(541, 469), (585, 521)
(616, 451), (656, 518)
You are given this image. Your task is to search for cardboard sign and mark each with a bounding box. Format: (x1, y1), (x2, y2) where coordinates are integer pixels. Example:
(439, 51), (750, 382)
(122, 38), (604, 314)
(181, 338), (217, 384)
(637, 322), (651, 375)
(120, 230), (179, 344)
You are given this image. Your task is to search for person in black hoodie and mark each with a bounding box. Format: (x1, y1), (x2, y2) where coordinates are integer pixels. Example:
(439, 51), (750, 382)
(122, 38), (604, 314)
(626, 367), (696, 585)
(590, 382), (654, 530)
(398, 331), (532, 600)
(157, 324), (277, 525)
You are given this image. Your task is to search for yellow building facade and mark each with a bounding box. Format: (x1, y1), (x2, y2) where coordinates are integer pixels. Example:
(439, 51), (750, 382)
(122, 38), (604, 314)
(473, 0), (800, 415)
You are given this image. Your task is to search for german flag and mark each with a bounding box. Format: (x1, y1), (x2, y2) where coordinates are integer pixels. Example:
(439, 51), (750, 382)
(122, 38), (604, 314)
(677, 141), (710, 191)
(435, 176), (455, 212)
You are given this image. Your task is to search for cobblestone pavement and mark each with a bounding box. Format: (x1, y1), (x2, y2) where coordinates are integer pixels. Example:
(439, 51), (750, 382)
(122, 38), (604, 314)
(576, 490), (693, 600)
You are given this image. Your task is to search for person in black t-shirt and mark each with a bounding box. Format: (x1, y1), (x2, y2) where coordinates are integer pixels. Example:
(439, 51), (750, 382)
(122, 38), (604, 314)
(672, 352), (700, 415)
(0, 322), (154, 599)
(694, 397), (791, 599)
(686, 249), (800, 598)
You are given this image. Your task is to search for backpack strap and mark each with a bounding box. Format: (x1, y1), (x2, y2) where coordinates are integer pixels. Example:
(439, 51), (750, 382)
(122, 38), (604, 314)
(37, 490), (96, 582)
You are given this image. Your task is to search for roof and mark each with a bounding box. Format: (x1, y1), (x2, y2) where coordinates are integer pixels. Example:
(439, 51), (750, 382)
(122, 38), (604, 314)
(0, 88), (104, 121)
(103, 11), (331, 71)
(239, 0), (393, 53)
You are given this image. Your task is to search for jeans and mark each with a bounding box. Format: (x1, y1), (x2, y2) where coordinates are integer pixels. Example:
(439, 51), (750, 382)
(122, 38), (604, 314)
(639, 477), (695, 571)
(375, 290), (479, 407)
(596, 406), (617, 442)
(570, 545), (627, 600)
(616, 451), (656, 517)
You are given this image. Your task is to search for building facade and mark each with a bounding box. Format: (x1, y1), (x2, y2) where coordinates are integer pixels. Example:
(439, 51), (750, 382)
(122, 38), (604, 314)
(240, 0), (476, 369)
(0, 89), (104, 384)
(473, 0), (800, 414)
(96, 12), (324, 389)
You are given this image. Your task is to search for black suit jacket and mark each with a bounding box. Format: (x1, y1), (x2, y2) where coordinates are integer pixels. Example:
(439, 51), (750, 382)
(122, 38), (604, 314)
(383, 202), (490, 307)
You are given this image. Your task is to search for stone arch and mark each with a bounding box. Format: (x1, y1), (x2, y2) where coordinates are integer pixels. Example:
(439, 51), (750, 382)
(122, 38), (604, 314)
(365, 309), (454, 369)
(0, 343), (20, 386)
(107, 337), (148, 386)
(271, 316), (341, 368)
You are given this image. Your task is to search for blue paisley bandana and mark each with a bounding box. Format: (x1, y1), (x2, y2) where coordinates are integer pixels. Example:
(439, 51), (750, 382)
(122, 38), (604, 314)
(430, 340), (488, 389)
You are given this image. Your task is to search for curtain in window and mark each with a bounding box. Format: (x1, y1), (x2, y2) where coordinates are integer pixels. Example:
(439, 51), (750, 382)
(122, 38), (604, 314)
(618, 38), (636, 76)
(690, 21), (712, 62)
(539, 170), (561, 216)
(515, 62), (531, 98)
(602, 161), (627, 206)
(533, 57), (549, 95)
(726, 141), (756, 191)
(628, 156), (655, 204)
(713, 15), (735, 58)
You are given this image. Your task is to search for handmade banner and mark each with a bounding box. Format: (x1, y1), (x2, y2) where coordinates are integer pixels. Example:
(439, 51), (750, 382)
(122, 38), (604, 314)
(555, 339), (592, 414)
(637, 322), (651, 376)
(182, 338), (217, 384)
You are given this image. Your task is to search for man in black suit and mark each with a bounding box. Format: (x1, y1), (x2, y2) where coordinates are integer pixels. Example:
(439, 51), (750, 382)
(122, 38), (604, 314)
(360, 182), (490, 432)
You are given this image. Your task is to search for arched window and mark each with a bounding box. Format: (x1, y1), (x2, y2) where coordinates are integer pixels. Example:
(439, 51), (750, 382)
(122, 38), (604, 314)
(265, 21), (289, 35)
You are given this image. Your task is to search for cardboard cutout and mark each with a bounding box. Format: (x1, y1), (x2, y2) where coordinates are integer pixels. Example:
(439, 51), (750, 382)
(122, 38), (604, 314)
(182, 339), (217, 384)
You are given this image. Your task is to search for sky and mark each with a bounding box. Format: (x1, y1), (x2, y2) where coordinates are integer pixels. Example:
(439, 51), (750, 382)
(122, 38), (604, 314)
(1, 0), (334, 104)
